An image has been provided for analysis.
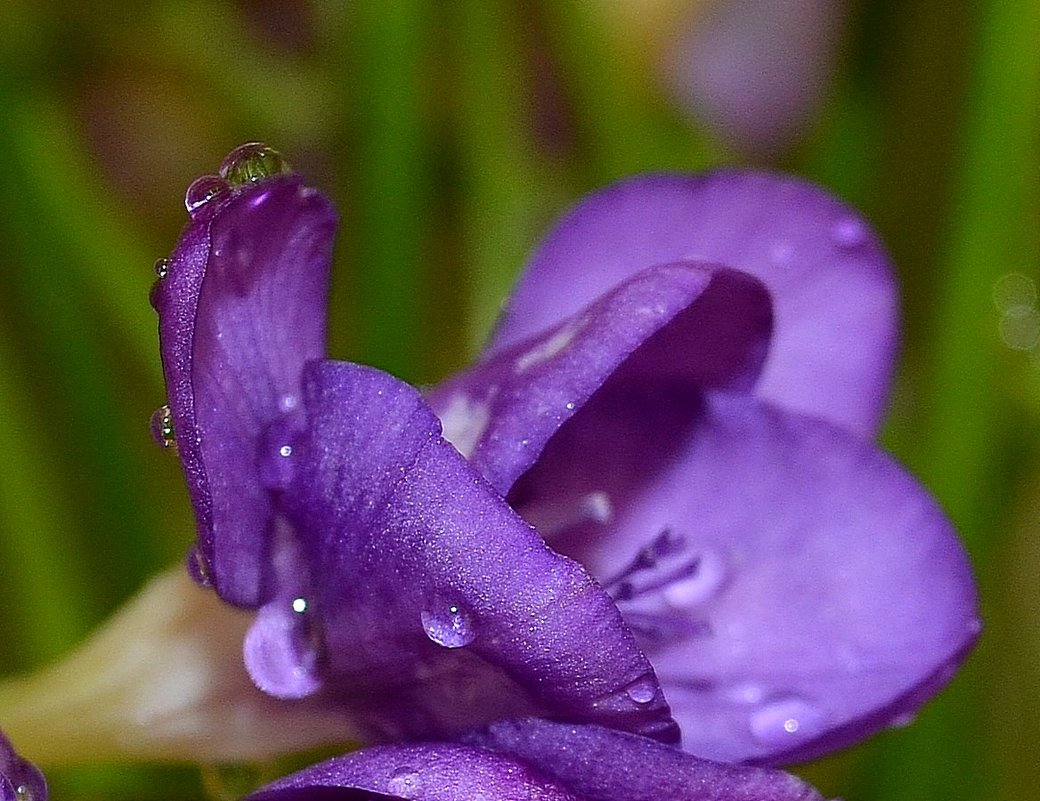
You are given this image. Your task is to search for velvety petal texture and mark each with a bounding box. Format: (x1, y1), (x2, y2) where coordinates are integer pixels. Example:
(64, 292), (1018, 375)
(154, 172), (336, 607)
(0, 730), (46, 801)
(488, 173), (898, 438)
(248, 720), (824, 801)
(255, 361), (677, 743)
(509, 389), (979, 764)
(429, 262), (771, 495)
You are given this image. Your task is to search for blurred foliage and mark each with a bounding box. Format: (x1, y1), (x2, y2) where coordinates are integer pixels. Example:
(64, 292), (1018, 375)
(0, 0), (1037, 799)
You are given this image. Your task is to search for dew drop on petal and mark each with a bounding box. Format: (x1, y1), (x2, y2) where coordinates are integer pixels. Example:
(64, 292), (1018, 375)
(15, 785), (32, 801)
(149, 404), (176, 448)
(663, 549), (727, 609)
(387, 766), (422, 797)
(153, 257), (170, 279)
(220, 142), (291, 186)
(624, 676), (658, 704)
(186, 543), (213, 588)
(421, 603), (476, 648)
(258, 419), (298, 491)
(830, 217), (867, 248)
(749, 697), (825, 747)
(184, 174), (229, 214)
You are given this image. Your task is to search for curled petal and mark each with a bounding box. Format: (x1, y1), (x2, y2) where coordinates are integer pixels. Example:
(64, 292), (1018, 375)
(248, 720), (825, 801)
(154, 174), (336, 607)
(269, 361), (678, 743)
(512, 386), (979, 764)
(430, 262), (771, 495)
(0, 730), (46, 801)
(248, 741), (581, 801)
(489, 173), (898, 437)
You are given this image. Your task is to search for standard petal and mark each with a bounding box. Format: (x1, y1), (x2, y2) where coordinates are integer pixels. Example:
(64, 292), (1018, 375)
(511, 387), (979, 764)
(470, 719), (825, 801)
(248, 741), (582, 801)
(0, 730), (46, 801)
(267, 360), (678, 743)
(154, 173), (336, 607)
(429, 262), (771, 495)
(488, 173), (898, 437)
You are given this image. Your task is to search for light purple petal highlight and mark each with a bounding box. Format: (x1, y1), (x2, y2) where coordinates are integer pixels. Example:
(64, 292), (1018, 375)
(489, 173), (898, 437)
(666, 0), (847, 157)
(248, 741), (582, 801)
(470, 719), (826, 800)
(511, 388), (979, 764)
(154, 174), (336, 607)
(0, 730), (46, 801)
(430, 262), (771, 495)
(266, 360), (677, 743)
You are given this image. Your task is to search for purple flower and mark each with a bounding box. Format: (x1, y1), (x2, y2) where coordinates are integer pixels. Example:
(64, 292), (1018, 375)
(246, 719), (824, 801)
(153, 144), (677, 745)
(153, 144), (978, 771)
(0, 729), (46, 801)
(428, 173), (980, 764)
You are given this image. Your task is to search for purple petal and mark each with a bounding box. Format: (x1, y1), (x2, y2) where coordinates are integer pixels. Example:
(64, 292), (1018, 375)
(488, 173), (898, 437)
(248, 741), (582, 801)
(248, 720), (825, 801)
(666, 0), (847, 157)
(429, 262), (771, 495)
(511, 388), (979, 764)
(470, 719), (825, 801)
(0, 730), (46, 801)
(256, 360), (677, 742)
(154, 173), (336, 607)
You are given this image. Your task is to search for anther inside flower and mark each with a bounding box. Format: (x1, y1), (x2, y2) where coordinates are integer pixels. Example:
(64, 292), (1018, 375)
(153, 144), (978, 765)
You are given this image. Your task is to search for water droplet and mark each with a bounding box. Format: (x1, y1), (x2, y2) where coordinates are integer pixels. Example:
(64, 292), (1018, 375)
(663, 549), (727, 609)
(831, 217), (867, 248)
(154, 257), (170, 279)
(749, 698), (825, 747)
(624, 676), (658, 704)
(421, 603), (476, 648)
(291, 597), (308, 614)
(258, 418), (298, 491)
(565, 401), (576, 411)
(187, 543), (213, 588)
(220, 142), (291, 186)
(149, 404), (176, 448)
(184, 174), (229, 214)
(387, 766), (422, 797)
(278, 394), (299, 413)
(15, 785), (33, 801)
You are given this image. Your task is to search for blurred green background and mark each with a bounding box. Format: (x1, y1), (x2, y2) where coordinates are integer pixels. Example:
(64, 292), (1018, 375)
(0, 1), (1037, 798)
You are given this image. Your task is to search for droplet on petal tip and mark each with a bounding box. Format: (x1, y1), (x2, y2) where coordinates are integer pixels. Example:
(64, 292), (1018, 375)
(149, 404), (176, 448)
(184, 174), (230, 214)
(219, 142), (291, 186)
(387, 766), (423, 797)
(421, 603), (476, 649)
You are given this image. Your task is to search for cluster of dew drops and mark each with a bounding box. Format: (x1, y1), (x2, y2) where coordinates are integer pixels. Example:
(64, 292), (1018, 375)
(147, 143), (292, 452)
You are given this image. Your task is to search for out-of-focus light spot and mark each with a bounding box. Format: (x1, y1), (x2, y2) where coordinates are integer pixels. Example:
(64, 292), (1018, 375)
(1000, 306), (1040, 351)
(993, 272), (1037, 313)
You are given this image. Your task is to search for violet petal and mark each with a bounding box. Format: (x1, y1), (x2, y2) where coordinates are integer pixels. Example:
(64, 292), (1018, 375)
(247, 719), (825, 801)
(154, 174), (336, 607)
(488, 172), (897, 437)
(470, 718), (825, 801)
(248, 741), (582, 801)
(263, 360), (678, 743)
(511, 386), (979, 764)
(0, 730), (46, 801)
(429, 262), (772, 495)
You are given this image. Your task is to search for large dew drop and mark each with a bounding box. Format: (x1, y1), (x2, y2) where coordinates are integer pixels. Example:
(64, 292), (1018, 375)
(624, 675), (658, 705)
(149, 404), (176, 448)
(220, 142), (291, 186)
(421, 603), (476, 648)
(184, 174), (229, 214)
